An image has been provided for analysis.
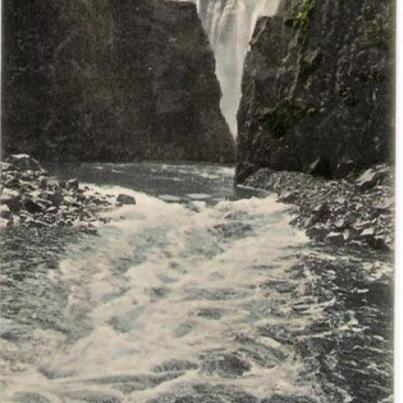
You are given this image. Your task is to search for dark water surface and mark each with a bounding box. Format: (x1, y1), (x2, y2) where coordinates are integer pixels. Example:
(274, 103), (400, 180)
(0, 163), (393, 403)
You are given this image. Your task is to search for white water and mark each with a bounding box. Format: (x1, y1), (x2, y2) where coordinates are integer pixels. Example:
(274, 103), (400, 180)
(0, 163), (393, 402)
(196, 0), (280, 135)
(0, 184), (325, 402)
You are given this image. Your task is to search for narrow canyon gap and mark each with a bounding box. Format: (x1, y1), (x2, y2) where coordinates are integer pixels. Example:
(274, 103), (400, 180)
(195, 0), (281, 135)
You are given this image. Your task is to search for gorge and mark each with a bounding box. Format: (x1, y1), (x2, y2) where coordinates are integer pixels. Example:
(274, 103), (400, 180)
(0, 1), (394, 402)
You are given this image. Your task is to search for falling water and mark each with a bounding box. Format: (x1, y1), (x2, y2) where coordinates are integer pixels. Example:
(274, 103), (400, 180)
(195, 0), (280, 135)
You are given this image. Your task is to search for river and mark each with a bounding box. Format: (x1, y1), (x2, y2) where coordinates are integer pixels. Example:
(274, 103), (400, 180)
(0, 163), (393, 403)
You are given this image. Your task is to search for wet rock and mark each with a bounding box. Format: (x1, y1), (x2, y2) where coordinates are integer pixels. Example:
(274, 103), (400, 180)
(200, 352), (251, 378)
(66, 178), (79, 190)
(0, 204), (12, 219)
(312, 203), (332, 223)
(117, 194), (136, 205)
(237, 336), (287, 368)
(356, 165), (389, 190)
(196, 307), (224, 319)
(40, 190), (63, 207)
(22, 197), (44, 214)
(213, 222), (253, 240)
(1, 154), (125, 231)
(325, 232), (345, 246)
(306, 224), (328, 242)
(185, 287), (247, 301)
(3, 175), (21, 188)
(257, 324), (294, 345)
(278, 190), (298, 204)
(1, 188), (21, 212)
(242, 164), (393, 251)
(260, 280), (297, 294)
(38, 176), (48, 189)
(6, 154), (42, 172)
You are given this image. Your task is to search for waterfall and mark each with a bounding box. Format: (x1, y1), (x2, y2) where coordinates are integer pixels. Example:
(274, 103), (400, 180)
(195, 0), (280, 135)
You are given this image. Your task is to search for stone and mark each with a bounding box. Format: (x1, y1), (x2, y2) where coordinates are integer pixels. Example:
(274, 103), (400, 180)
(117, 194), (136, 205)
(66, 178), (79, 190)
(312, 203), (332, 223)
(200, 352), (251, 378)
(0, 204), (11, 219)
(1, 189), (21, 212)
(22, 197), (44, 214)
(6, 154), (42, 172)
(38, 176), (48, 189)
(306, 225), (328, 242)
(278, 190), (298, 204)
(356, 165), (389, 190)
(325, 232), (345, 246)
(41, 190), (63, 207)
(4, 176), (21, 188)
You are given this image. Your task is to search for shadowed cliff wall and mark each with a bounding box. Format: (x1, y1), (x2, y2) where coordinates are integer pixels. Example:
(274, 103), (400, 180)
(2, 0), (235, 163)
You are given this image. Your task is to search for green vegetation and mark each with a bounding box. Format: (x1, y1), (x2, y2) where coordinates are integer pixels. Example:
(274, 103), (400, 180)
(261, 101), (311, 138)
(286, 0), (316, 49)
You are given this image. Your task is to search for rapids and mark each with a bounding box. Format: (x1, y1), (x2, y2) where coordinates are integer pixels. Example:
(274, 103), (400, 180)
(0, 163), (393, 403)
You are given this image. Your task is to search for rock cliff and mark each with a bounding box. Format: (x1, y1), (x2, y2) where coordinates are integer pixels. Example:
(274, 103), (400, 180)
(2, 0), (235, 163)
(236, 0), (393, 182)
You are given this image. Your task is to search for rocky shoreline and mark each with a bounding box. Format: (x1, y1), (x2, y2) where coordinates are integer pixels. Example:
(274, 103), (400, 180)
(0, 155), (136, 233)
(242, 164), (394, 251)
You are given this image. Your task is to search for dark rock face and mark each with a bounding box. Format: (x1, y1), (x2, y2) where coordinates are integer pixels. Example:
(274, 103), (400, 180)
(2, 0), (235, 163)
(236, 0), (393, 182)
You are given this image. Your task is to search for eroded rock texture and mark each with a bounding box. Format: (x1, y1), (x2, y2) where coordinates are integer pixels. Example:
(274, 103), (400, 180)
(236, 0), (393, 182)
(2, 0), (235, 163)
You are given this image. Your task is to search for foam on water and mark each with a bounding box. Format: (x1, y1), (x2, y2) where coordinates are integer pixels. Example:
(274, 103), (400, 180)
(1, 184), (325, 402)
(1, 164), (393, 402)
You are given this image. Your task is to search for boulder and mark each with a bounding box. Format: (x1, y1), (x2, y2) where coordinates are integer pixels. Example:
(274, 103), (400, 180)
(22, 197), (44, 214)
(41, 190), (63, 207)
(66, 178), (79, 190)
(6, 154), (42, 172)
(356, 165), (389, 190)
(117, 194), (136, 205)
(0, 204), (11, 219)
(278, 191), (298, 204)
(1, 189), (21, 212)
(200, 352), (251, 378)
(312, 203), (332, 223)
(325, 232), (345, 246)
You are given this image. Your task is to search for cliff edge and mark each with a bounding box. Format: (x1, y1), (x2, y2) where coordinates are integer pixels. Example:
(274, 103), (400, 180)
(236, 0), (393, 182)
